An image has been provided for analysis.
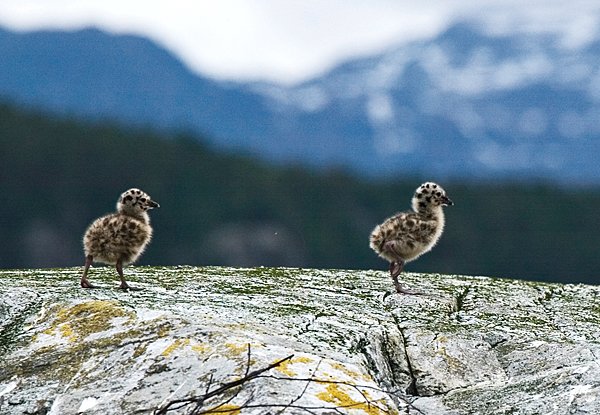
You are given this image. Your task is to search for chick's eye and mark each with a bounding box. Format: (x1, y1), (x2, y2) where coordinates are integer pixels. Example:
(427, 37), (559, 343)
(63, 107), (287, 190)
(140, 198), (147, 202)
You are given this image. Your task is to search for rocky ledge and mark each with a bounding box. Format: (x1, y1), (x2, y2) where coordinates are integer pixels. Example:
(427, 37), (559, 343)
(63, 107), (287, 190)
(0, 266), (599, 414)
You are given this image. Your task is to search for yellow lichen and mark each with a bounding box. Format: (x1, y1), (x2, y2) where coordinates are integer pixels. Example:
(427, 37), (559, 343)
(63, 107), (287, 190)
(191, 342), (209, 354)
(133, 344), (147, 358)
(57, 322), (76, 342)
(43, 300), (132, 343)
(330, 362), (373, 382)
(224, 342), (248, 355)
(161, 338), (190, 357)
(156, 322), (172, 338)
(274, 355), (314, 377)
(316, 383), (388, 415)
(223, 323), (248, 330)
(203, 403), (241, 415)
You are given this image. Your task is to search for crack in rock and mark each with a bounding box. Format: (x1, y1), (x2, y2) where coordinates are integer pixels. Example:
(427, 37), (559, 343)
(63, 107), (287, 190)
(355, 324), (413, 392)
(397, 325), (419, 396)
(451, 286), (470, 314)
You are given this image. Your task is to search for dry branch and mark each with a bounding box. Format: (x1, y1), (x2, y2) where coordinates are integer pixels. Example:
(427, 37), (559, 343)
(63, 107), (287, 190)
(154, 344), (406, 415)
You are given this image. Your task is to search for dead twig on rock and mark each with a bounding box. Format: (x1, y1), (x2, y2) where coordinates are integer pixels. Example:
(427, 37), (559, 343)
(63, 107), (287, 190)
(154, 344), (406, 415)
(154, 345), (293, 415)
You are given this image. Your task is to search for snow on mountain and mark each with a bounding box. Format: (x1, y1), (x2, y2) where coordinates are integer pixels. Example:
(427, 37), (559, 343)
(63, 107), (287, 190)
(253, 23), (600, 181)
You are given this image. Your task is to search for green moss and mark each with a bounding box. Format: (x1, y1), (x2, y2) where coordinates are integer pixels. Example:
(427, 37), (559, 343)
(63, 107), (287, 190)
(0, 309), (38, 358)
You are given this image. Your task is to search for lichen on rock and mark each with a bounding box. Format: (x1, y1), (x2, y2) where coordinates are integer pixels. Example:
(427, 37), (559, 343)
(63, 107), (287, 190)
(0, 266), (599, 414)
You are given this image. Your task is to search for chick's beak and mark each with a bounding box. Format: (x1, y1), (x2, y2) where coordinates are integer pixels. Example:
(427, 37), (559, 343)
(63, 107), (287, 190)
(442, 196), (454, 206)
(148, 200), (160, 209)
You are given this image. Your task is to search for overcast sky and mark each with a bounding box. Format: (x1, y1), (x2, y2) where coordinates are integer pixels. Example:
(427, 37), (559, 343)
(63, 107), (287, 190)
(1, 0), (599, 84)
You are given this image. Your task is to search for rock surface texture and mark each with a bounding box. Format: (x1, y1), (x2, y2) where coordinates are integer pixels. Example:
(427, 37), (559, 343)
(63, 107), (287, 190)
(0, 266), (599, 414)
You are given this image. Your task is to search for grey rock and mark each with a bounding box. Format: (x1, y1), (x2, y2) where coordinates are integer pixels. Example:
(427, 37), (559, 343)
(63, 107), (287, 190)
(0, 267), (599, 414)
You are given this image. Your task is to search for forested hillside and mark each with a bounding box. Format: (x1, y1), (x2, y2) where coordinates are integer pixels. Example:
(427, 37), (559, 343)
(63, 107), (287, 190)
(1, 102), (599, 284)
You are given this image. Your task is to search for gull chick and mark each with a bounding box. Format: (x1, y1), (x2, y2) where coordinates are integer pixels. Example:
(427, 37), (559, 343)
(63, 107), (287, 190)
(81, 188), (159, 290)
(369, 182), (453, 294)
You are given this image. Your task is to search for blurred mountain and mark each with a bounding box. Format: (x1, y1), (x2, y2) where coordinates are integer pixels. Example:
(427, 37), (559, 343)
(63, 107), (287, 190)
(1, 23), (600, 182)
(0, 27), (271, 152)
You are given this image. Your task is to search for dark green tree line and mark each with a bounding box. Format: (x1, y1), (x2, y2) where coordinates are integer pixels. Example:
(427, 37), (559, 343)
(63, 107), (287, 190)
(1, 101), (599, 284)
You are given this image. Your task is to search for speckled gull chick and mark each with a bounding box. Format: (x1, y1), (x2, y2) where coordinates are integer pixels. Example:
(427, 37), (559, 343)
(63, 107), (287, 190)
(369, 182), (453, 294)
(81, 188), (159, 290)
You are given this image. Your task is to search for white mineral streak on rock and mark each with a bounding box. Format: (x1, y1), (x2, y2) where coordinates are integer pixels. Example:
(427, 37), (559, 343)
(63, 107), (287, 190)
(0, 381), (17, 397)
(529, 340), (547, 348)
(568, 384), (593, 406)
(77, 397), (99, 412)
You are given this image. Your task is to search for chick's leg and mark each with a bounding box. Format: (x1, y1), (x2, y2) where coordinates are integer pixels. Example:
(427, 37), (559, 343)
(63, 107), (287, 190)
(117, 258), (141, 290)
(80, 255), (97, 288)
(383, 240), (422, 295)
(389, 260), (408, 294)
